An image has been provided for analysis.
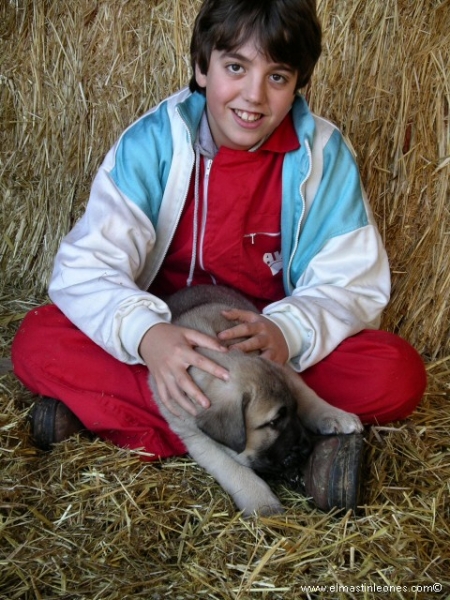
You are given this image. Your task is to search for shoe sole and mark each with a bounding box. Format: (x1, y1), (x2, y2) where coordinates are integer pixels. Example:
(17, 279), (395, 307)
(30, 397), (59, 451)
(304, 433), (365, 513)
(328, 433), (364, 513)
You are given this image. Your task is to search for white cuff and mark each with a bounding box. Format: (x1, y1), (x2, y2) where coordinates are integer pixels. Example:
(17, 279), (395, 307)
(119, 305), (171, 364)
(263, 311), (306, 364)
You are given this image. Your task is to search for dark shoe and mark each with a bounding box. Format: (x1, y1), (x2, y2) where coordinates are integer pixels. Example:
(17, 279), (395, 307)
(30, 397), (87, 450)
(303, 433), (365, 513)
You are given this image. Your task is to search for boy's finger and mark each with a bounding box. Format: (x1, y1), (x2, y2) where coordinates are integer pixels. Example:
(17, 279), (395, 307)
(228, 337), (264, 353)
(173, 371), (211, 411)
(218, 323), (252, 340)
(221, 308), (256, 323)
(164, 378), (203, 415)
(189, 350), (229, 383)
(187, 329), (228, 352)
(157, 382), (182, 417)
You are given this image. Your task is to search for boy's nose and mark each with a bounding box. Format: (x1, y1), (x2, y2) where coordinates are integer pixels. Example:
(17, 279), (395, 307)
(242, 75), (266, 105)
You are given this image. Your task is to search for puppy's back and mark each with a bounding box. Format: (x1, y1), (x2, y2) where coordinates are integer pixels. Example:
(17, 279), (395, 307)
(167, 285), (257, 320)
(167, 285), (258, 340)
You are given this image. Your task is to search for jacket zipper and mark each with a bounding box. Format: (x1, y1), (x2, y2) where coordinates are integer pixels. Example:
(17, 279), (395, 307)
(286, 139), (311, 293)
(198, 158), (214, 276)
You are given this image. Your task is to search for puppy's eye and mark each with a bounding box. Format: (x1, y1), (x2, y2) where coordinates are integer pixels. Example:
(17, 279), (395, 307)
(267, 406), (287, 429)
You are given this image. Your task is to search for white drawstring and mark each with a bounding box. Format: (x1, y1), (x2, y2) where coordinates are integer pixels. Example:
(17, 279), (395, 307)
(186, 146), (201, 287)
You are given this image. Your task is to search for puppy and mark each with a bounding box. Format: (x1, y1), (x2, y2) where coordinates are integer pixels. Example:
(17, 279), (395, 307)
(149, 285), (363, 517)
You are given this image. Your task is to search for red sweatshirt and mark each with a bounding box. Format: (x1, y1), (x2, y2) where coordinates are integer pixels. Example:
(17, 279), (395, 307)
(151, 112), (300, 311)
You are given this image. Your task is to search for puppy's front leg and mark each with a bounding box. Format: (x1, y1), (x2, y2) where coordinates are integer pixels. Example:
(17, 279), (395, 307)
(186, 432), (284, 517)
(303, 395), (364, 435)
(284, 368), (363, 434)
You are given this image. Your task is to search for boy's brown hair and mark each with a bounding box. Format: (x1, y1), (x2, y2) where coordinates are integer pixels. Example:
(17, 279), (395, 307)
(189, 0), (322, 94)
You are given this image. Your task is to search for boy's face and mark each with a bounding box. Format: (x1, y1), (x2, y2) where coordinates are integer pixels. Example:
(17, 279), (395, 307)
(195, 41), (298, 151)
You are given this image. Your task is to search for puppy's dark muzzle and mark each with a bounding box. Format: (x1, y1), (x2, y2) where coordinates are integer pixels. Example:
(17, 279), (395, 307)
(253, 425), (314, 476)
(281, 442), (312, 469)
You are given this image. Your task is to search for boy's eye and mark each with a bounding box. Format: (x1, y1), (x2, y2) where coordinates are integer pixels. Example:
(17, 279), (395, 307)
(227, 63), (244, 74)
(271, 73), (288, 84)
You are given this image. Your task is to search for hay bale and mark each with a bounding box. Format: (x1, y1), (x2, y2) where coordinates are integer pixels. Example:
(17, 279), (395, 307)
(0, 0), (201, 296)
(0, 0), (449, 360)
(1, 2), (450, 596)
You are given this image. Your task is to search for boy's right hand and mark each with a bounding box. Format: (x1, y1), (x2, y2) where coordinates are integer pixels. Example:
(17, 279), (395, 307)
(139, 323), (229, 417)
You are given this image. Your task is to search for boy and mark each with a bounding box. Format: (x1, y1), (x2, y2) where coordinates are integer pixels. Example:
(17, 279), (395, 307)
(12, 0), (426, 511)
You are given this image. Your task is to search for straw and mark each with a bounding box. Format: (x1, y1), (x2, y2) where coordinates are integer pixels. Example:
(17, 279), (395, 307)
(1, 1), (449, 597)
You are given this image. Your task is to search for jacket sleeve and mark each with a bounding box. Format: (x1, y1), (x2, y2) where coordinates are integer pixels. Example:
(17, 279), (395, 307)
(264, 225), (390, 371)
(48, 149), (172, 365)
(263, 123), (391, 372)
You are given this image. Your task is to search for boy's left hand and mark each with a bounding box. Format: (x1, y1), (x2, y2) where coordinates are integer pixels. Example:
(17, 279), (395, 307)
(218, 309), (289, 365)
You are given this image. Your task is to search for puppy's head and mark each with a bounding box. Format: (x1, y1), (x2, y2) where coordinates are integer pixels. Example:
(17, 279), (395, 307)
(193, 352), (312, 474)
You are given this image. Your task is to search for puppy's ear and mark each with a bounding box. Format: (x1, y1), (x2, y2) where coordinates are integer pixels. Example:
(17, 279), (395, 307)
(196, 392), (250, 454)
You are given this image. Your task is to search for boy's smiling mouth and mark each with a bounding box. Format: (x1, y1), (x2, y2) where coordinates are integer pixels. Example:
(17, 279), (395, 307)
(233, 109), (263, 123)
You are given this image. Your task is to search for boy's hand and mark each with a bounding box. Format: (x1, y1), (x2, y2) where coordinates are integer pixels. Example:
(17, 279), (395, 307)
(139, 323), (229, 417)
(218, 309), (289, 364)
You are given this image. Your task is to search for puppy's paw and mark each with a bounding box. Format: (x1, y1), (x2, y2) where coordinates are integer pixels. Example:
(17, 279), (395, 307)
(241, 497), (284, 518)
(315, 409), (363, 435)
(254, 500), (285, 518)
(233, 479), (284, 518)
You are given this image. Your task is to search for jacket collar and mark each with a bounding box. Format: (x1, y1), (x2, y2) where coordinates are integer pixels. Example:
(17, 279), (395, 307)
(176, 90), (207, 144)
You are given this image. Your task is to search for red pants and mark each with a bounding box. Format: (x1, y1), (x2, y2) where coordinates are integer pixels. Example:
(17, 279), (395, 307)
(12, 304), (427, 460)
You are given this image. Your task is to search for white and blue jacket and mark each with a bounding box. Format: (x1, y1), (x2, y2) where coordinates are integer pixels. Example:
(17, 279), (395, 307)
(49, 87), (390, 371)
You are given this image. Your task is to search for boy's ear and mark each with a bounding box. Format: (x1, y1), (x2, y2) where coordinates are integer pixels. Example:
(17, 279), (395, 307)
(195, 63), (207, 89)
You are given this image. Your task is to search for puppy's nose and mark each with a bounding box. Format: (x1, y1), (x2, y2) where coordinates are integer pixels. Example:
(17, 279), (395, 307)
(283, 439), (314, 468)
(282, 454), (298, 469)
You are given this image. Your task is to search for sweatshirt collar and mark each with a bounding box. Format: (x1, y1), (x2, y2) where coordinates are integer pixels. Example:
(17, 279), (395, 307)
(195, 109), (299, 159)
